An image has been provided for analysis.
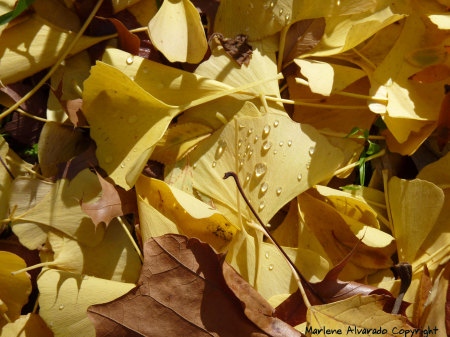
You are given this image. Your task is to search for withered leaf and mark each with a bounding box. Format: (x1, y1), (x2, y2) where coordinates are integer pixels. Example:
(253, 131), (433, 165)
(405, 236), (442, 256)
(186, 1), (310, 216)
(88, 234), (268, 337)
(81, 171), (137, 226)
(104, 17), (140, 55)
(61, 98), (88, 127)
(282, 18), (325, 65)
(215, 34), (253, 66)
(408, 64), (450, 84)
(222, 263), (301, 337)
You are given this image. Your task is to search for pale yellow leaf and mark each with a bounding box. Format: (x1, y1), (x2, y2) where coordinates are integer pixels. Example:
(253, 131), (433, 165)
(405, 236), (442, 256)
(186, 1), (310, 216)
(307, 294), (413, 337)
(42, 219), (141, 283)
(37, 268), (134, 337)
(215, 0), (378, 40)
(185, 108), (344, 226)
(9, 169), (104, 250)
(388, 177), (444, 263)
(1, 313), (53, 337)
(295, 59), (366, 96)
(148, 0), (207, 63)
(0, 15), (110, 84)
(0, 252), (32, 327)
(302, 0), (406, 57)
(151, 123), (212, 165)
(422, 263), (449, 335)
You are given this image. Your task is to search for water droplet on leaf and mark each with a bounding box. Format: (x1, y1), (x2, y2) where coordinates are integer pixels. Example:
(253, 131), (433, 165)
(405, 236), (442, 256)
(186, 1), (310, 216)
(276, 187), (282, 195)
(297, 173), (302, 181)
(126, 56), (134, 65)
(262, 141), (272, 151)
(254, 163), (267, 178)
(260, 182), (268, 194)
(273, 120), (279, 127)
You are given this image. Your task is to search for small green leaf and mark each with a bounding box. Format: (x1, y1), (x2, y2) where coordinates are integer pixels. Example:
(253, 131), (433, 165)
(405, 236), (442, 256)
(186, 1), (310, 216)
(374, 117), (387, 131)
(359, 158), (366, 186)
(24, 143), (38, 157)
(366, 141), (381, 156)
(339, 185), (361, 191)
(0, 0), (36, 26)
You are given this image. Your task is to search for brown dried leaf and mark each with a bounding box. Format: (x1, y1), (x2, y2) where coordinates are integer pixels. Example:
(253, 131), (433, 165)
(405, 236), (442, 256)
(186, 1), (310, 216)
(105, 17), (140, 55)
(87, 234), (269, 337)
(81, 171), (137, 226)
(61, 98), (88, 127)
(222, 263), (301, 337)
(215, 34), (253, 66)
(408, 64), (450, 84)
(282, 18), (325, 65)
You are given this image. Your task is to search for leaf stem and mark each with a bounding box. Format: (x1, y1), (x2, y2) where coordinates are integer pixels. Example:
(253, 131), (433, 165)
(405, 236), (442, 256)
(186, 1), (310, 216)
(224, 172), (324, 307)
(264, 95), (367, 109)
(11, 261), (58, 275)
(0, 0), (105, 121)
(294, 77), (388, 102)
(333, 149), (386, 177)
(352, 48), (377, 70)
(118, 216), (143, 263)
(0, 156), (14, 179)
(318, 129), (385, 140)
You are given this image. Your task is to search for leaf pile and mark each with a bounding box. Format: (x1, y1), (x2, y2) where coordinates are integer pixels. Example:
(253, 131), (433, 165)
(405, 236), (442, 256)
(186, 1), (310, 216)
(0, 0), (449, 336)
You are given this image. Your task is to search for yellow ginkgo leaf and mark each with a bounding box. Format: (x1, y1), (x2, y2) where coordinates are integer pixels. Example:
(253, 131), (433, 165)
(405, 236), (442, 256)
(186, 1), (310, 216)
(9, 169), (104, 250)
(42, 219), (141, 283)
(185, 105), (345, 226)
(295, 59), (366, 96)
(370, 13), (449, 144)
(83, 61), (179, 190)
(151, 122), (213, 165)
(214, 0), (377, 40)
(388, 177), (444, 263)
(0, 251), (32, 327)
(422, 263), (449, 333)
(37, 268), (134, 337)
(302, 1), (406, 57)
(306, 294), (413, 337)
(101, 48), (232, 106)
(0, 15), (110, 84)
(298, 190), (396, 280)
(413, 154), (450, 273)
(1, 136), (33, 225)
(178, 37), (283, 130)
(135, 175), (238, 252)
(314, 185), (380, 229)
(226, 221), (329, 300)
(0, 313), (53, 337)
(83, 56), (270, 190)
(148, 0), (207, 63)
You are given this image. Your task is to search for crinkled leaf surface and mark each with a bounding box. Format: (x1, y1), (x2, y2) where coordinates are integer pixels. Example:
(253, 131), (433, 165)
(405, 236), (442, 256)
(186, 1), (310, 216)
(9, 169), (104, 250)
(148, 0), (208, 63)
(87, 234), (268, 337)
(37, 268), (135, 337)
(135, 175), (238, 252)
